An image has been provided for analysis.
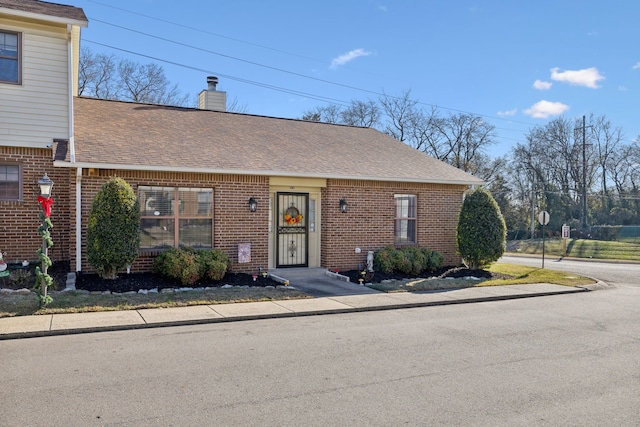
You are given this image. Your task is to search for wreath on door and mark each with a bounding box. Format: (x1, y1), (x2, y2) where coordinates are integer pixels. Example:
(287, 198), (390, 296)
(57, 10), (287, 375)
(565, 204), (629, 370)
(284, 206), (303, 225)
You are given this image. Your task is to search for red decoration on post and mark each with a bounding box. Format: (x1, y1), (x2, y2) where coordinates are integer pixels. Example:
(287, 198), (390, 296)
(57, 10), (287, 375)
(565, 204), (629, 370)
(38, 196), (54, 218)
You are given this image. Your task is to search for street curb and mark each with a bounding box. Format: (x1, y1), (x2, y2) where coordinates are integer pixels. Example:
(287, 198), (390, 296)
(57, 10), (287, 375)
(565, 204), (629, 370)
(576, 280), (613, 291)
(0, 287), (588, 341)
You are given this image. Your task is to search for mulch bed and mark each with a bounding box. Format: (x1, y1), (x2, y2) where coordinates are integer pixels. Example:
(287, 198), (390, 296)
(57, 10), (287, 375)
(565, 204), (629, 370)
(339, 266), (509, 284)
(75, 271), (281, 293)
(1, 261), (509, 293)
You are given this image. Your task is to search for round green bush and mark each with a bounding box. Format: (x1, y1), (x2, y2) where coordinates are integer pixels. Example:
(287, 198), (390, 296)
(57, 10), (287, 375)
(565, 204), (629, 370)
(392, 249), (412, 274)
(401, 247), (427, 276)
(87, 177), (140, 279)
(428, 250), (444, 271)
(153, 247), (231, 285)
(198, 249), (231, 281)
(373, 246), (395, 274)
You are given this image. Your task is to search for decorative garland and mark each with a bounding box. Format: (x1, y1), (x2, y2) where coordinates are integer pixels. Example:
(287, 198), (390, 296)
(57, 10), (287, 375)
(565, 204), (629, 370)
(34, 209), (54, 306)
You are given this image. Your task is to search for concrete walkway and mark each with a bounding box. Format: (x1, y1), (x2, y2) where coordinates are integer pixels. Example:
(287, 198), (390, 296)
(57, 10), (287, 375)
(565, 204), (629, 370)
(0, 267), (606, 340)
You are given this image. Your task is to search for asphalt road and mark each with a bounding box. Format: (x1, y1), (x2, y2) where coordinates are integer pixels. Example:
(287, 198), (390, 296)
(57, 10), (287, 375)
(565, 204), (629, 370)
(3, 280), (640, 426)
(500, 255), (639, 287)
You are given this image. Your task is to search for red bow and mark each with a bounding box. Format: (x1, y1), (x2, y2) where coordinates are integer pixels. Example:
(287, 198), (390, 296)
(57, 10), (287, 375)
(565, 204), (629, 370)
(37, 196), (54, 218)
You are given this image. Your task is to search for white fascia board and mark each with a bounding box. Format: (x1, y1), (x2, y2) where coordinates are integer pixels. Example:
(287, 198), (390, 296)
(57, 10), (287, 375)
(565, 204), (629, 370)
(53, 160), (485, 186)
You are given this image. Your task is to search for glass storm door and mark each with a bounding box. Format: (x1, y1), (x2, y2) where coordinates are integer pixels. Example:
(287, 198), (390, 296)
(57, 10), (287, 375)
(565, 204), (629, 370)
(276, 193), (308, 267)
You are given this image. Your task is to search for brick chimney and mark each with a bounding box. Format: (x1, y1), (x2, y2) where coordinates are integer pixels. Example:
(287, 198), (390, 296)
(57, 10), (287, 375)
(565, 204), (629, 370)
(198, 76), (227, 112)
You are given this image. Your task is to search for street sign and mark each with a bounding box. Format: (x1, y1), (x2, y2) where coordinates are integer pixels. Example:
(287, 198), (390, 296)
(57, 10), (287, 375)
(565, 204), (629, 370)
(562, 224), (570, 239)
(538, 210), (550, 226)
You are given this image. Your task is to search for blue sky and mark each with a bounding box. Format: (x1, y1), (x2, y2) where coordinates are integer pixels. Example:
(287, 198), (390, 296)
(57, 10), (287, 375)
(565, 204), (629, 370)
(58, 0), (640, 157)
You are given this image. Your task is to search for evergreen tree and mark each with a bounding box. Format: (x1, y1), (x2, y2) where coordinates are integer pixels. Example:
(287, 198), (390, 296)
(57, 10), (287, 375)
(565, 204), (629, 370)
(457, 188), (506, 269)
(87, 177), (140, 279)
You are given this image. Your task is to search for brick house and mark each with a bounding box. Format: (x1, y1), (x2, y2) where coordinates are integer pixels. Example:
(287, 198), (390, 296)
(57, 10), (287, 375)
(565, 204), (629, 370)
(2, 0), (483, 277)
(0, 0), (86, 267)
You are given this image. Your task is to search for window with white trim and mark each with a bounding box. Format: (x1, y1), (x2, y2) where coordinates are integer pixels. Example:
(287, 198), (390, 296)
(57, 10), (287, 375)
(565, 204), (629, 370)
(0, 164), (21, 200)
(138, 186), (213, 250)
(0, 30), (20, 84)
(394, 194), (416, 244)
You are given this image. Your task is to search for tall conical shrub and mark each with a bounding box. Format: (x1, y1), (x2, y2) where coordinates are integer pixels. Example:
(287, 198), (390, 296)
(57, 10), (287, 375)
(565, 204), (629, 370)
(457, 187), (506, 269)
(87, 177), (140, 279)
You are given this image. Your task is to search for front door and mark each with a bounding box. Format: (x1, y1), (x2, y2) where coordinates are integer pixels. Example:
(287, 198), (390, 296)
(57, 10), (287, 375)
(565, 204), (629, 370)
(276, 192), (308, 267)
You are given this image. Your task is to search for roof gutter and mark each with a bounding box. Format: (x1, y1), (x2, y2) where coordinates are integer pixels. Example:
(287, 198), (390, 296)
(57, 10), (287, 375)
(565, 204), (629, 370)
(52, 160), (485, 186)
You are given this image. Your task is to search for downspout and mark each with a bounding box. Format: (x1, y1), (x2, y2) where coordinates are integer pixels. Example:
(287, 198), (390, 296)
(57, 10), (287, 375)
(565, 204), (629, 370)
(76, 168), (82, 272)
(68, 24), (82, 272)
(67, 25), (75, 164)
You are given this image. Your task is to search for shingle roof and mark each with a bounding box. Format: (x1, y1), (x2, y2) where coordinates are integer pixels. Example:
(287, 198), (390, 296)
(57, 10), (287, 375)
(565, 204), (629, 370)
(67, 97), (483, 185)
(0, 0), (87, 24)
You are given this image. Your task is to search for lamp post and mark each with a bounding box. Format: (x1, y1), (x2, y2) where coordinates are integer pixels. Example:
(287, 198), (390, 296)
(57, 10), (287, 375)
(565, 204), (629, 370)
(37, 173), (54, 303)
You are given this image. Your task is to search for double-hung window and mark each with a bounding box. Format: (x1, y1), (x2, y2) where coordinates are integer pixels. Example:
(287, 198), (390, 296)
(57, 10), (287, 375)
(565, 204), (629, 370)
(0, 30), (20, 84)
(394, 194), (417, 244)
(139, 186), (213, 250)
(0, 164), (21, 200)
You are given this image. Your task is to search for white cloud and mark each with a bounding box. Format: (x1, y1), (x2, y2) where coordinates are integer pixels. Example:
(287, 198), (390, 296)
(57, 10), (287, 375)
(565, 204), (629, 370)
(533, 80), (552, 90)
(633, 62), (640, 70)
(619, 85), (628, 91)
(330, 49), (372, 69)
(550, 67), (604, 88)
(524, 100), (569, 119)
(497, 108), (517, 117)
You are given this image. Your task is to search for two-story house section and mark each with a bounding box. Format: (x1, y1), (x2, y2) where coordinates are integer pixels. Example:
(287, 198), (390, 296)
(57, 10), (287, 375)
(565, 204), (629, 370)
(0, 0), (86, 263)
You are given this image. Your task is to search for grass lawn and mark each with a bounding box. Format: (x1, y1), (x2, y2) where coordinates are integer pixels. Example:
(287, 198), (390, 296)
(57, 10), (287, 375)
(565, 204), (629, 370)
(0, 263), (596, 317)
(367, 263), (595, 293)
(0, 287), (311, 318)
(508, 238), (640, 261)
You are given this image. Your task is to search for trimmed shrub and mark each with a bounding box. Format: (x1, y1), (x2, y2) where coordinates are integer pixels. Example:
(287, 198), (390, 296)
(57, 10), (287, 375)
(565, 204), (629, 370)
(402, 247), (427, 276)
(373, 246), (443, 275)
(428, 250), (444, 271)
(392, 249), (412, 274)
(456, 188), (506, 270)
(152, 247), (200, 286)
(152, 247), (230, 285)
(373, 246), (395, 274)
(198, 249), (231, 281)
(87, 177), (140, 279)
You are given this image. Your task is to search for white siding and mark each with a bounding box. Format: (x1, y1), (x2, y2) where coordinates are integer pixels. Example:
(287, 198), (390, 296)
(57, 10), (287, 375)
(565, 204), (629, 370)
(0, 17), (71, 148)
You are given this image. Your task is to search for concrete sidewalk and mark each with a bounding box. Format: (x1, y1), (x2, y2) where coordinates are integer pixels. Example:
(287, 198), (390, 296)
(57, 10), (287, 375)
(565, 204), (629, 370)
(0, 282), (603, 340)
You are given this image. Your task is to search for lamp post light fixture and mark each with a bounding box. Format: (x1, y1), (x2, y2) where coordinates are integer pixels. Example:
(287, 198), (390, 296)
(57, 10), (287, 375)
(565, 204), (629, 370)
(339, 198), (348, 213)
(36, 173), (54, 305)
(248, 197), (258, 212)
(38, 173), (54, 199)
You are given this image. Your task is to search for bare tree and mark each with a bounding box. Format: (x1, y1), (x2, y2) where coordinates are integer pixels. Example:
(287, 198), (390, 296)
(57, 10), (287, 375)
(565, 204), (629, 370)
(340, 99), (380, 127)
(79, 48), (190, 107)
(430, 113), (497, 173)
(300, 104), (342, 124)
(591, 114), (624, 200)
(78, 47), (118, 99)
(226, 96), (249, 114)
(117, 60), (189, 106)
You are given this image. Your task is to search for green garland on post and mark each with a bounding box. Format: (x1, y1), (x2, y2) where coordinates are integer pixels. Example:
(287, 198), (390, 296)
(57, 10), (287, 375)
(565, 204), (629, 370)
(34, 214), (54, 306)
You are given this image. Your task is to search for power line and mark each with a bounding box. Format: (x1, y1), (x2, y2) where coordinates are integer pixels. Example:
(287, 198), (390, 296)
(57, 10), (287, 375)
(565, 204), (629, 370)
(83, 40), (352, 108)
(85, 0), (326, 65)
(81, 8), (538, 129)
